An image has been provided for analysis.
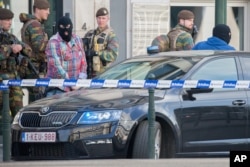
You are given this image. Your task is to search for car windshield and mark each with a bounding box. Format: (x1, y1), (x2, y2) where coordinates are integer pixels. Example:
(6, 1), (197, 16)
(96, 56), (201, 80)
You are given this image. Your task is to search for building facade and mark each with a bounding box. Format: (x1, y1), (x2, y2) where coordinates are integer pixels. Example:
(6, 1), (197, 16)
(2, 0), (250, 64)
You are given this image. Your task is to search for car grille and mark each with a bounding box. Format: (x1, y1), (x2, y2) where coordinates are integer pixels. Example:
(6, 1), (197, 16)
(20, 111), (77, 128)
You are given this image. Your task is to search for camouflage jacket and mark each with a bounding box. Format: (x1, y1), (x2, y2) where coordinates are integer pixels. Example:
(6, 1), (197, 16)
(84, 26), (119, 64)
(171, 24), (194, 50)
(0, 29), (32, 79)
(152, 24), (194, 52)
(19, 13), (48, 63)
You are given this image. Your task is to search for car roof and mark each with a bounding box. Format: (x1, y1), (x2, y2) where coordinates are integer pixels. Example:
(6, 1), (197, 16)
(132, 50), (250, 60)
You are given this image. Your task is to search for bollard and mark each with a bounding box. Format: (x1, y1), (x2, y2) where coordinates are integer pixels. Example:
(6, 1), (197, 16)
(148, 87), (155, 159)
(2, 89), (11, 161)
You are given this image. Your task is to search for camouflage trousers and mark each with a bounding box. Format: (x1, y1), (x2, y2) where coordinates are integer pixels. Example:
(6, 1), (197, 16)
(19, 59), (46, 103)
(0, 73), (23, 118)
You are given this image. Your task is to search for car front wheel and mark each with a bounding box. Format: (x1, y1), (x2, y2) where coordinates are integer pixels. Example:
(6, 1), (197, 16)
(132, 120), (162, 159)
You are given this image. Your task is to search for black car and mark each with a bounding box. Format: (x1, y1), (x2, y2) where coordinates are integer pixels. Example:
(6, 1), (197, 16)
(11, 50), (250, 160)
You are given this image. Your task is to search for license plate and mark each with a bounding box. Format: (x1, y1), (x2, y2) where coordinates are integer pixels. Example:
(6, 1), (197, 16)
(22, 132), (56, 142)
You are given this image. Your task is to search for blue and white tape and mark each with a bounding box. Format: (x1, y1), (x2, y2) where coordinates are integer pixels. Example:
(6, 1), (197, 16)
(1, 79), (250, 90)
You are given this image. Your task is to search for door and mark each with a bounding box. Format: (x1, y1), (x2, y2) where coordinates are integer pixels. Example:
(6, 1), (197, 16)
(179, 56), (248, 153)
(44, 0), (63, 38)
(238, 56), (250, 150)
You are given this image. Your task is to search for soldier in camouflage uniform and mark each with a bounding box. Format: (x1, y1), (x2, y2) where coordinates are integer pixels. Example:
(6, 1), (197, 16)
(19, 0), (50, 103)
(0, 8), (32, 117)
(84, 7), (119, 78)
(152, 10), (195, 52)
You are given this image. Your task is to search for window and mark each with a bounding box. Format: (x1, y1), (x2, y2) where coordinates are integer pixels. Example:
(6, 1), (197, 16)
(191, 58), (238, 80)
(239, 57), (250, 80)
(96, 57), (199, 80)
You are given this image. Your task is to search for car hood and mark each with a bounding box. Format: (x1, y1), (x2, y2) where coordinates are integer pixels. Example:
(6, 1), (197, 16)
(21, 88), (166, 111)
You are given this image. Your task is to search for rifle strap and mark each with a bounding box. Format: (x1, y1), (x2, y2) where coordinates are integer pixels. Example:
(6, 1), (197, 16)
(21, 19), (39, 46)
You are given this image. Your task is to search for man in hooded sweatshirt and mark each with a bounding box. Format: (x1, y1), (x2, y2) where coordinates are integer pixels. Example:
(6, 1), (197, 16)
(192, 24), (235, 50)
(19, 0), (50, 102)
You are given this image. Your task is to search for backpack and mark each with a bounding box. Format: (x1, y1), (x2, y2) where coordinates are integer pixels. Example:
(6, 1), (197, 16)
(151, 28), (185, 52)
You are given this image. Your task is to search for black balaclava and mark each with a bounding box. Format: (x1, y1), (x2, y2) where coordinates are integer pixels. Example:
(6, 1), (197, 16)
(213, 24), (231, 44)
(57, 16), (73, 42)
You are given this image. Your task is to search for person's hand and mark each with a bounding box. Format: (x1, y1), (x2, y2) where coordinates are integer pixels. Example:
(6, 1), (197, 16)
(79, 72), (87, 79)
(64, 73), (69, 79)
(11, 44), (22, 54)
(71, 86), (80, 90)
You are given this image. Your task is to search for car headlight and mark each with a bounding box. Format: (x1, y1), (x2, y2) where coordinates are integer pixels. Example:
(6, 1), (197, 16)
(12, 112), (21, 125)
(77, 110), (122, 124)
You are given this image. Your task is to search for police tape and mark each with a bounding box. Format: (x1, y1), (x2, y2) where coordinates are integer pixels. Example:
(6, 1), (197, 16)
(1, 79), (250, 90)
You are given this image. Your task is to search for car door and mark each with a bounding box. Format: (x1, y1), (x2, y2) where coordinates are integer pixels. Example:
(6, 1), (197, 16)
(179, 56), (248, 153)
(238, 56), (250, 150)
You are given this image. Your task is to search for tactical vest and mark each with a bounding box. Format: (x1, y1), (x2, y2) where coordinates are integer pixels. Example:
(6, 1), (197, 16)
(85, 28), (113, 52)
(85, 28), (113, 72)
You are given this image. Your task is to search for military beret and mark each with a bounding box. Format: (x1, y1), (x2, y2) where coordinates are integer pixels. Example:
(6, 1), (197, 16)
(0, 8), (14, 20)
(33, 0), (50, 9)
(177, 10), (194, 20)
(96, 7), (109, 17)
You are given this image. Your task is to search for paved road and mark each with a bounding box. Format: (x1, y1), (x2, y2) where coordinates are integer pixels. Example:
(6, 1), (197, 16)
(0, 144), (230, 167)
(0, 145), (229, 167)
(0, 158), (229, 167)
(0, 149), (229, 167)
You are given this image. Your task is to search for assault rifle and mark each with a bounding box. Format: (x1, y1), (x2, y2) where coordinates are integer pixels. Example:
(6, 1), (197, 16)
(82, 37), (94, 79)
(82, 32), (105, 78)
(0, 28), (40, 78)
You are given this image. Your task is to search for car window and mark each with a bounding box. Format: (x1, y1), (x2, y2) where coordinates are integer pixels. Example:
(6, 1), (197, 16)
(96, 62), (151, 79)
(191, 57), (238, 80)
(239, 57), (250, 80)
(96, 57), (199, 80)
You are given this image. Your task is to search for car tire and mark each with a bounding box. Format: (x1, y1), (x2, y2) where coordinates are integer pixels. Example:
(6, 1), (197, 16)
(132, 120), (162, 159)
